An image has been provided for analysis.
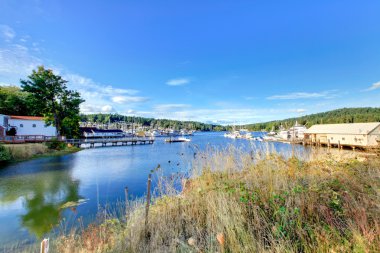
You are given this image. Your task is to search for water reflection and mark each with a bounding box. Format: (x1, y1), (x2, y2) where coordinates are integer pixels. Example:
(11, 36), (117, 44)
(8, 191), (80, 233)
(0, 156), (81, 240)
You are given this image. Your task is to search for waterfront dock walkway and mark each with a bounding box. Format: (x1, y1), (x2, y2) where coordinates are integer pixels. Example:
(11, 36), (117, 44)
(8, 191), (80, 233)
(66, 137), (155, 148)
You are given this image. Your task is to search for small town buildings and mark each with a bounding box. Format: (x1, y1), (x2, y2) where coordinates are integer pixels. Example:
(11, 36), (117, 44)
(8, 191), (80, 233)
(304, 122), (380, 148)
(80, 127), (124, 138)
(0, 114), (57, 137)
(288, 121), (307, 140)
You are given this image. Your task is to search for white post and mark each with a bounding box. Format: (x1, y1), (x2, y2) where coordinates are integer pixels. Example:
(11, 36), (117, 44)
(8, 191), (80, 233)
(40, 238), (49, 253)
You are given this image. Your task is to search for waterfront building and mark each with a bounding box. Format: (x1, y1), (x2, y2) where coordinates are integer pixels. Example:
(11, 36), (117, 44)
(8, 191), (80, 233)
(79, 127), (125, 138)
(0, 114), (57, 137)
(304, 122), (380, 148)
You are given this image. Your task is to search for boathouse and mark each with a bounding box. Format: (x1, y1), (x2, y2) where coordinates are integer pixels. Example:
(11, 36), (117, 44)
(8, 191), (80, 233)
(304, 122), (380, 148)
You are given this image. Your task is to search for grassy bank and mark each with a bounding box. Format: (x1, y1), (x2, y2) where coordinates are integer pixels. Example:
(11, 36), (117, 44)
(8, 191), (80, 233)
(47, 149), (380, 253)
(0, 142), (81, 164)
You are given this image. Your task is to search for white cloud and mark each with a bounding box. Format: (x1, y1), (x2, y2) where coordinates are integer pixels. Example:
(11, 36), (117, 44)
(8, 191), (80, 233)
(0, 44), (42, 80)
(101, 105), (113, 113)
(291, 108), (307, 113)
(0, 30), (147, 115)
(365, 81), (380, 91)
(267, 91), (336, 100)
(0, 25), (16, 42)
(80, 104), (115, 113)
(111, 95), (148, 104)
(166, 78), (190, 86)
(154, 104), (191, 111)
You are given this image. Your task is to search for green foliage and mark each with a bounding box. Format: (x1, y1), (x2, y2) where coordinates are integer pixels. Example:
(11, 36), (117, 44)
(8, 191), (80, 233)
(80, 113), (227, 131)
(244, 107), (380, 131)
(45, 139), (67, 151)
(21, 66), (84, 138)
(0, 86), (40, 116)
(0, 144), (11, 163)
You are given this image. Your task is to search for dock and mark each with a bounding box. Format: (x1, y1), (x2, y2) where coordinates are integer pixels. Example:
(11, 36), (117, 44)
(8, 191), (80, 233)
(66, 137), (155, 148)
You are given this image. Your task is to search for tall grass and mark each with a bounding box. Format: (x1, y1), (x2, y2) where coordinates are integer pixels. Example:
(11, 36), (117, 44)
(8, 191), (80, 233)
(5, 143), (48, 160)
(41, 147), (380, 252)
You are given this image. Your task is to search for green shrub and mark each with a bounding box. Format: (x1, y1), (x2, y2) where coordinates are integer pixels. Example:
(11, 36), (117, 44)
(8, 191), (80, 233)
(0, 144), (11, 163)
(45, 138), (66, 150)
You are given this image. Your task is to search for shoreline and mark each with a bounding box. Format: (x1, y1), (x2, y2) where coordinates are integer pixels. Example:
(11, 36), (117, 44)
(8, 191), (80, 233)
(0, 143), (82, 166)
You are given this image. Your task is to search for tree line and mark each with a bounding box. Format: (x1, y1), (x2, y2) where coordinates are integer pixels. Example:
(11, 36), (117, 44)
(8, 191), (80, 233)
(244, 107), (380, 131)
(80, 114), (227, 131)
(0, 66), (84, 138)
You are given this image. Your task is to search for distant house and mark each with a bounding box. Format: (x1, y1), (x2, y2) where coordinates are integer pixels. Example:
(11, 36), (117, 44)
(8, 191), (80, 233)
(304, 122), (380, 148)
(80, 127), (124, 138)
(0, 114), (57, 137)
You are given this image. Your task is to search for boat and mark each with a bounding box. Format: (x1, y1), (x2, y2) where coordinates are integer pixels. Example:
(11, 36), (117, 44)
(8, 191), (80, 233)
(224, 130), (240, 139)
(180, 129), (195, 136)
(165, 137), (191, 143)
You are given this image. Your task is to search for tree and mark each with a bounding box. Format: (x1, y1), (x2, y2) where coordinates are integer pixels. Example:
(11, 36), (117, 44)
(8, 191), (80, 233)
(21, 66), (84, 138)
(0, 86), (38, 116)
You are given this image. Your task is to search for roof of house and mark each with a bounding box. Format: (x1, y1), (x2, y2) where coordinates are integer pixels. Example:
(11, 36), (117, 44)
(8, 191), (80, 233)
(79, 127), (97, 133)
(304, 122), (380, 135)
(10, 115), (44, 121)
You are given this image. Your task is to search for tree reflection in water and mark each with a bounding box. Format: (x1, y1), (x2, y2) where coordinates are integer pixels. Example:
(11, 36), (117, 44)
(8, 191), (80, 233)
(0, 156), (81, 239)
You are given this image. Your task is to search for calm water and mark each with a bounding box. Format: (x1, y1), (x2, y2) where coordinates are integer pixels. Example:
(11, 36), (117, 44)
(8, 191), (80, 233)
(0, 132), (309, 248)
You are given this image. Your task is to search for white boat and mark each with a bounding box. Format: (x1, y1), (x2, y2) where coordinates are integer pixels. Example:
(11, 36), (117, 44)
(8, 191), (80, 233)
(165, 137), (191, 142)
(224, 131), (240, 138)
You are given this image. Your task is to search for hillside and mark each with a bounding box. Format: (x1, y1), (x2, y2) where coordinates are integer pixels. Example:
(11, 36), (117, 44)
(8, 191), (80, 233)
(244, 107), (380, 131)
(80, 113), (227, 131)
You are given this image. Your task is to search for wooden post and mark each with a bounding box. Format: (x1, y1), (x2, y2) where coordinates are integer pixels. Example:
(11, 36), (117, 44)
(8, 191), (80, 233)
(145, 173), (152, 233)
(338, 141), (341, 150)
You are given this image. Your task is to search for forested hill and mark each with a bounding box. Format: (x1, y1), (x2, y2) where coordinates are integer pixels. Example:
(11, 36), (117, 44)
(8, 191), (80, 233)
(244, 107), (380, 131)
(80, 114), (227, 131)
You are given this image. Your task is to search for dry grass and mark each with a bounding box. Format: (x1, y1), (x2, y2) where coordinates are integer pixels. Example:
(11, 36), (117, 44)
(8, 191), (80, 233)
(5, 143), (48, 160)
(54, 147), (380, 253)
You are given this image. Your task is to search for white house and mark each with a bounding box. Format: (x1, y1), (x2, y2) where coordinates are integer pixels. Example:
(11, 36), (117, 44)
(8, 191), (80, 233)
(0, 114), (57, 137)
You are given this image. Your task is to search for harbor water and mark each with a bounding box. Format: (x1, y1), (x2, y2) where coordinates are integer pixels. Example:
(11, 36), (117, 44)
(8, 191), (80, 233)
(0, 132), (310, 248)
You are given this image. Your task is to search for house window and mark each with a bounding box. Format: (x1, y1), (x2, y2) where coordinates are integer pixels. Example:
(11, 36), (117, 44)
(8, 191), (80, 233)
(32, 124), (36, 128)
(331, 137), (333, 140)
(342, 137), (345, 141)
(20, 124), (23, 127)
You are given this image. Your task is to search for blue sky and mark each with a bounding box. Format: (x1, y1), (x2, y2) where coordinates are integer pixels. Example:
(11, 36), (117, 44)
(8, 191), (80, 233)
(0, 0), (379, 124)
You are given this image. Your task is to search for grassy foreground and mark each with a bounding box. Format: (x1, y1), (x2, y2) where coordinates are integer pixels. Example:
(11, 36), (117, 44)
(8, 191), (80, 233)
(0, 142), (81, 164)
(51, 150), (380, 252)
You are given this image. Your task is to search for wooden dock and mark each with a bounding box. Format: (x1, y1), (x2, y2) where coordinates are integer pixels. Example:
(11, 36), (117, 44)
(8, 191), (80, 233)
(66, 137), (155, 148)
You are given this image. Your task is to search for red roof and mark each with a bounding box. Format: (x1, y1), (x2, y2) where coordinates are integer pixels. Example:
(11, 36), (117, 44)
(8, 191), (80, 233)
(10, 115), (44, 121)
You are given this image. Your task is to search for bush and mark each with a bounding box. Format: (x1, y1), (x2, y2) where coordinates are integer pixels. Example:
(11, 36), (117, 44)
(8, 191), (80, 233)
(45, 138), (67, 150)
(0, 144), (11, 163)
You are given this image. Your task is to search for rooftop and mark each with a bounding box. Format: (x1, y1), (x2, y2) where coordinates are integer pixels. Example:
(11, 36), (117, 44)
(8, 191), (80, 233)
(10, 115), (44, 121)
(305, 122), (380, 135)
